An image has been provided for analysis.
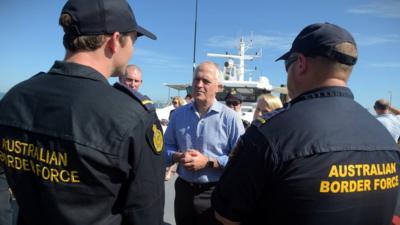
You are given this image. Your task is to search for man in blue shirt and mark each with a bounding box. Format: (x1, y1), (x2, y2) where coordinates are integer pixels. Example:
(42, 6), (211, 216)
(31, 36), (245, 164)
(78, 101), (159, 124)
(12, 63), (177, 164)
(374, 99), (400, 144)
(164, 61), (245, 225)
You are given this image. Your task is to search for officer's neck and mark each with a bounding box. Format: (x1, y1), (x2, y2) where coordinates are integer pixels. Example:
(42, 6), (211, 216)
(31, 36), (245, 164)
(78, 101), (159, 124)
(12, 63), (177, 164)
(65, 51), (112, 79)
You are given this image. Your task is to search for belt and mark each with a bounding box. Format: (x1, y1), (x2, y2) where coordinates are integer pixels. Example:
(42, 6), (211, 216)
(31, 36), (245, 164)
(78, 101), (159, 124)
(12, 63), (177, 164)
(179, 177), (217, 189)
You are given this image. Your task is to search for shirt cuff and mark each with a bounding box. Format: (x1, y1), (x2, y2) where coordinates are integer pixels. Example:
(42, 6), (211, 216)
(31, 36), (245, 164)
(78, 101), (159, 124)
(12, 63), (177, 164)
(164, 149), (176, 166)
(216, 155), (229, 168)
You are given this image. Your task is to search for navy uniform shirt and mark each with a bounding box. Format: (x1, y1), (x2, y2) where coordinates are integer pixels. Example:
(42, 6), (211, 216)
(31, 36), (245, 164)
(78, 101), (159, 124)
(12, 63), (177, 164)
(212, 86), (400, 225)
(0, 61), (165, 225)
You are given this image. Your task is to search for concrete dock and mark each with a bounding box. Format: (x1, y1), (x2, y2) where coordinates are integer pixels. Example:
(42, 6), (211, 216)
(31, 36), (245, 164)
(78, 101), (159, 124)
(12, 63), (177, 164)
(163, 175), (177, 225)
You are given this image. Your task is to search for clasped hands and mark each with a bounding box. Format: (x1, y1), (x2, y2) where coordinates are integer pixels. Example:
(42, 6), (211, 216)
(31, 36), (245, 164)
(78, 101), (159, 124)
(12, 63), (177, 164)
(173, 149), (208, 171)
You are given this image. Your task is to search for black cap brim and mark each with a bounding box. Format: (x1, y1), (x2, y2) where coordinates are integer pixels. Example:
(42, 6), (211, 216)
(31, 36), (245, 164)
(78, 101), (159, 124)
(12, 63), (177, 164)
(275, 51), (291, 62)
(136, 25), (157, 40)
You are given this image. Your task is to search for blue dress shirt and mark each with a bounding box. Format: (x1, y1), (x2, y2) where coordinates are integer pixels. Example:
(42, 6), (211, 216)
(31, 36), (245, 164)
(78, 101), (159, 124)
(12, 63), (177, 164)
(376, 113), (400, 142)
(164, 100), (245, 183)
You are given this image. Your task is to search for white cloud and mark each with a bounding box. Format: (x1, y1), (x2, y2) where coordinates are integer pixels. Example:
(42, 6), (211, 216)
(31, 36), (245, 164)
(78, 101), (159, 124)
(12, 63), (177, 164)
(355, 34), (400, 45)
(205, 33), (293, 52)
(348, 0), (400, 18)
(206, 32), (400, 51)
(368, 62), (400, 68)
(134, 49), (189, 73)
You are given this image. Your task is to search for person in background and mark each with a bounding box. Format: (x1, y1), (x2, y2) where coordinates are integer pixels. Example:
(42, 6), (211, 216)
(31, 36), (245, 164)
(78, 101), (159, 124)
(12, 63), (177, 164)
(374, 99), (400, 143)
(225, 89), (250, 129)
(169, 96), (186, 120)
(252, 94), (283, 121)
(185, 93), (193, 103)
(212, 22), (400, 225)
(165, 96), (186, 181)
(377, 101), (400, 225)
(0, 169), (13, 225)
(119, 64), (143, 91)
(160, 119), (169, 131)
(164, 61), (244, 225)
(0, 0), (165, 224)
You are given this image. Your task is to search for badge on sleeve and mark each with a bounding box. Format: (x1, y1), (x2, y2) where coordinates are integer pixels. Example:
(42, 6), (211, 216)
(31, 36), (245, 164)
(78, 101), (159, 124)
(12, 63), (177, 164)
(146, 122), (164, 155)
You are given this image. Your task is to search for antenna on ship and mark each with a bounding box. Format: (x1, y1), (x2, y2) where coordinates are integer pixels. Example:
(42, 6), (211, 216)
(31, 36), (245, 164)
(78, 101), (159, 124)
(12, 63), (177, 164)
(192, 0), (199, 72)
(207, 36), (261, 81)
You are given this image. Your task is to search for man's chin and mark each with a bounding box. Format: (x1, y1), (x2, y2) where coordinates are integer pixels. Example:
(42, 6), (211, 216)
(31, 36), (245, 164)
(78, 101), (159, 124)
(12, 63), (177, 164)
(195, 98), (216, 106)
(194, 96), (205, 102)
(193, 93), (203, 98)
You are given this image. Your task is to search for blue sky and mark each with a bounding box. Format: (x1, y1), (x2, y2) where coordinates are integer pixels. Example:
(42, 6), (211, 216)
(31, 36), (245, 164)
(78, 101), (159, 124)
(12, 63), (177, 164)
(0, 0), (399, 111)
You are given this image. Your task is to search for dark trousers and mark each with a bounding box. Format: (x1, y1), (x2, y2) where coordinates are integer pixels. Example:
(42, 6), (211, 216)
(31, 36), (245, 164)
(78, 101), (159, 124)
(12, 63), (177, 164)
(174, 177), (221, 225)
(0, 174), (18, 225)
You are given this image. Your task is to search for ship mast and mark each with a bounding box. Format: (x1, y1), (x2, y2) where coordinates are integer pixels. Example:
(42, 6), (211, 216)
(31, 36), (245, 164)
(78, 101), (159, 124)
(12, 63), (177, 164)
(192, 0), (199, 72)
(207, 37), (261, 81)
(238, 37), (245, 81)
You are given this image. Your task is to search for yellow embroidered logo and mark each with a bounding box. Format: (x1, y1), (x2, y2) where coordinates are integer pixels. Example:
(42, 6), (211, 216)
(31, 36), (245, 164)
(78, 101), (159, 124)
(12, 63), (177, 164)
(152, 124), (163, 153)
(0, 138), (80, 184)
(320, 163), (398, 193)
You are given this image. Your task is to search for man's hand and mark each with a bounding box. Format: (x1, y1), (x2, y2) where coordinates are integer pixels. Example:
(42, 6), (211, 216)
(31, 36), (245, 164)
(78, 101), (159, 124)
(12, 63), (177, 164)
(172, 152), (185, 164)
(180, 149), (208, 171)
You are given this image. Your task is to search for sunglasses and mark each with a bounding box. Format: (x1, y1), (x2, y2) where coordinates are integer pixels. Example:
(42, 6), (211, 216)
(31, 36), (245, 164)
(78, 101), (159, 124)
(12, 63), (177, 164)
(226, 101), (240, 106)
(172, 101), (179, 104)
(285, 53), (299, 72)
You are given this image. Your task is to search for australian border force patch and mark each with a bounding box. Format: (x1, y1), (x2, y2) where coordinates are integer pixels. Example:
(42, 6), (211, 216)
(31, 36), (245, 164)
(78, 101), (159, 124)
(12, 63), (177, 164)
(146, 121), (164, 155)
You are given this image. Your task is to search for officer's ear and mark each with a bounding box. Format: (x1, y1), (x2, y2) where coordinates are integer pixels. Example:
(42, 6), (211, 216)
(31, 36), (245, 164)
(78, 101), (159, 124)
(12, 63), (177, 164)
(296, 54), (308, 74)
(106, 32), (122, 54)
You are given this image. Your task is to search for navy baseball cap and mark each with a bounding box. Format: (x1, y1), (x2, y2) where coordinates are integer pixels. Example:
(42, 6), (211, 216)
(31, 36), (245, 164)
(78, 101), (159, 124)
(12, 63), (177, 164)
(276, 23), (357, 65)
(225, 89), (243, 103)
(61, 0), (157, 40)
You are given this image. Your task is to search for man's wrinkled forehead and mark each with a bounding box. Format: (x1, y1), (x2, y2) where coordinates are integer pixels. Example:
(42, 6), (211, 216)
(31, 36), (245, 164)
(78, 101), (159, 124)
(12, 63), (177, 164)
(194, 69), (218, 83)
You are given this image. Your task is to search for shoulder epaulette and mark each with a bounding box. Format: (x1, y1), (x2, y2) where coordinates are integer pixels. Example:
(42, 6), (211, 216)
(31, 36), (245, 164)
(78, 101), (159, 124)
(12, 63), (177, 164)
(32, 72), (45, 77)
(251, 107), (287, 127)
(142, 95), (155, 111)
(113, 82), (155, 112)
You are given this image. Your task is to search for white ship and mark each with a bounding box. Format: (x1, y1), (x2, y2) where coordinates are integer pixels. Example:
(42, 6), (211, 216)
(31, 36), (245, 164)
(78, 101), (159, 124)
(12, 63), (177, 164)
(156, 37), (287, 124)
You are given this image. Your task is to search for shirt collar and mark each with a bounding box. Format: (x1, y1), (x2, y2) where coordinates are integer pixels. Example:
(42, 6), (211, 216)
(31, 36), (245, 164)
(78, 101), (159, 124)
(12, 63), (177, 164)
(290, 86), (354, 105)
(48, 61), (109, 85)
(377, 113), (393, 118)
(191, 99), (222, 114)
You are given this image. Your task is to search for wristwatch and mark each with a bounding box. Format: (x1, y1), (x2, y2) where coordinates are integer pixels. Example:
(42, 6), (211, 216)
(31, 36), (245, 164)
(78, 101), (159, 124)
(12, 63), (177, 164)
(207, 157), (215, 168)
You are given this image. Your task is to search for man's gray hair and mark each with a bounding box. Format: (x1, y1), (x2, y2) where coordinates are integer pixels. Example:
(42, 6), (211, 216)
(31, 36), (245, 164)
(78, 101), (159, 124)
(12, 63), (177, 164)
(193, 61), (220, 81)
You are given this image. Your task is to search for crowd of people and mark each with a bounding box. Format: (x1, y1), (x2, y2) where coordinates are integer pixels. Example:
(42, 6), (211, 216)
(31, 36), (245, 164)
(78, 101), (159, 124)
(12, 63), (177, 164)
(0, 0), (399, 225)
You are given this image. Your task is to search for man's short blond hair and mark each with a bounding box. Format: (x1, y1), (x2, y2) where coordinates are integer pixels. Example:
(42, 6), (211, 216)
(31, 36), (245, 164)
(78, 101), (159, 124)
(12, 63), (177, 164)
(59, 13), (129, 52)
